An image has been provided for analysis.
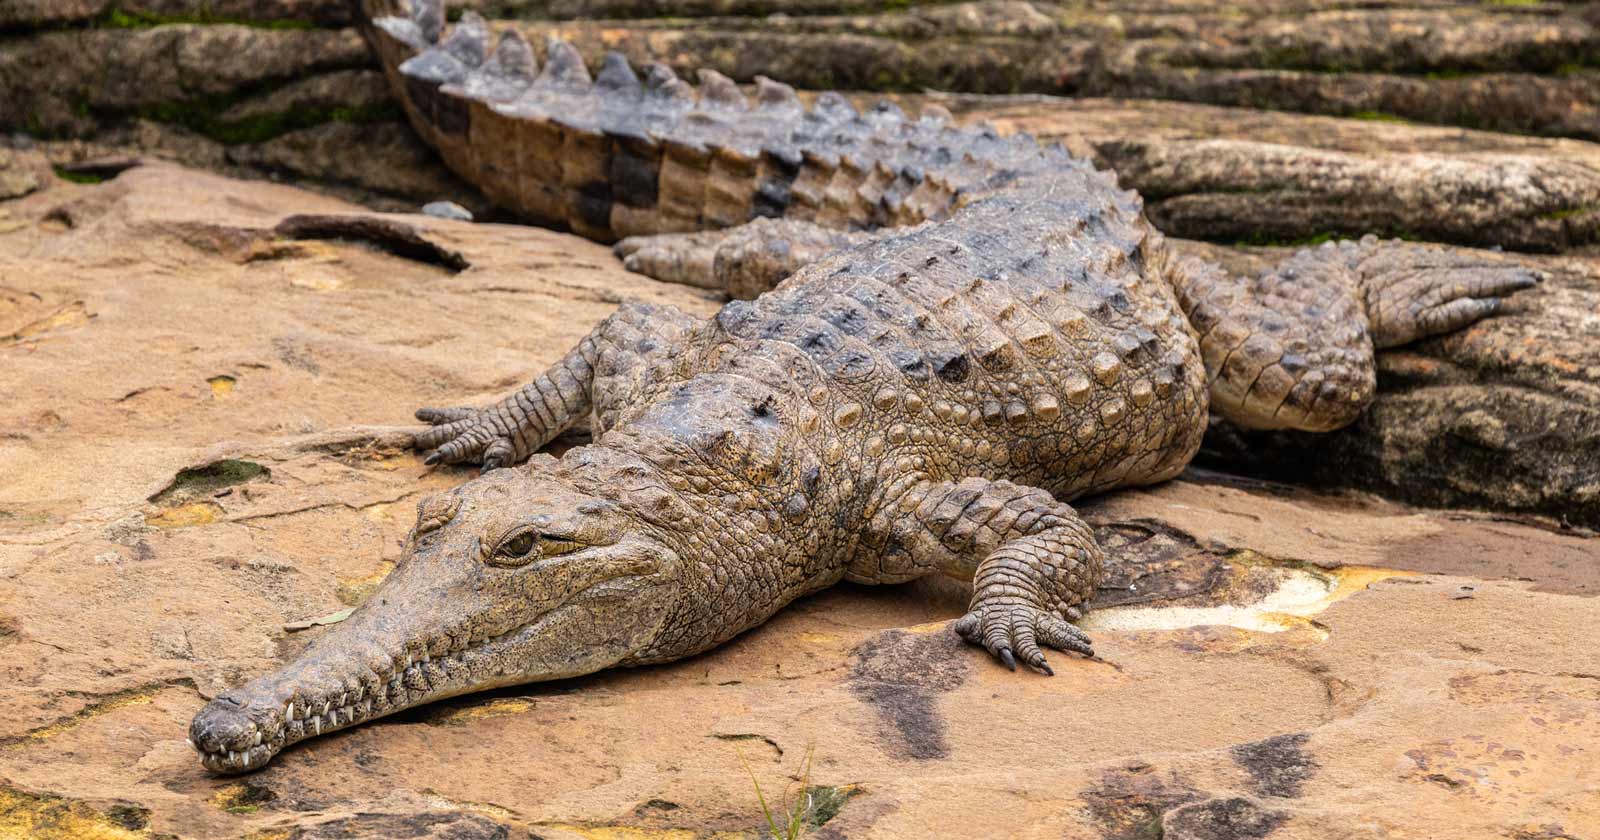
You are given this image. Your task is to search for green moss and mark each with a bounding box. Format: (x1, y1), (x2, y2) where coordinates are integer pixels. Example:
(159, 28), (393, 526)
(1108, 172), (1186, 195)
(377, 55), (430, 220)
(1484, 0), (1540, 6)
(1542, 205), (1596, 221)
(52, 166), (105, 184)
(149, 459), (268, 505)
(135, 94), (402, 145)
(1348, 110), (1410, 124)
(802, 784), (861, 827)
(97, 5), (317, 30)
(1233, 230), (1342, 248)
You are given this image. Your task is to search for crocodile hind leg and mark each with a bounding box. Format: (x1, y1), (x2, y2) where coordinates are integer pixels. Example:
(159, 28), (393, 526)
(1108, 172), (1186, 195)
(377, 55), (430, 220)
(615, 218), (866, 299)
(414, 301), (698, 468)
(1170, 235), (1542, 432)
(859, 477), (1104, 674)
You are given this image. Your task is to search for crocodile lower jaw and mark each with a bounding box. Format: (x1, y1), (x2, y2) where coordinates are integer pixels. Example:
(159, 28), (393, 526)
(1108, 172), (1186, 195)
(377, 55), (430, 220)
(190, 620), (538, 773)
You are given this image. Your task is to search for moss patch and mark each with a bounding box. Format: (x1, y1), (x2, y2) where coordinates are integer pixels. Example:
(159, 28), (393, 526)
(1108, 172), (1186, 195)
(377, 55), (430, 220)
(149, 458), (267, 505)
(51, 166), (104, 184)
(210, 783), (276, 815)
(801, 784), (862, 827)
(136, 96), (402, 147)
(1233, 230), (1341, 248)
(1348, 110), (1411, 124)
(97, 6), (317, 31)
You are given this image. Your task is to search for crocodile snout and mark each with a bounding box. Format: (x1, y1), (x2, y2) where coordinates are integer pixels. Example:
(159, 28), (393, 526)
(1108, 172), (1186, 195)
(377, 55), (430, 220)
(189, 692), (282, 773)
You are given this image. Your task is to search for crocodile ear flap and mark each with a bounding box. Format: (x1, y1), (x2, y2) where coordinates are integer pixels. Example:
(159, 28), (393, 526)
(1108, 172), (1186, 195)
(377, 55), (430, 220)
(754, 76), (801, 112)
(441, 10), (489, 67)
(410, 0), (443, 44)
(595, 51), (642, 97)
(696, 68), (747, 111)
(539, 37), (592, 87)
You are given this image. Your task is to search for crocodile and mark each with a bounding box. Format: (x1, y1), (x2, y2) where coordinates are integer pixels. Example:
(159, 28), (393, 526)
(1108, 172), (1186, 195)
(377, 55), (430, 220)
(186, 0), (1541, 773)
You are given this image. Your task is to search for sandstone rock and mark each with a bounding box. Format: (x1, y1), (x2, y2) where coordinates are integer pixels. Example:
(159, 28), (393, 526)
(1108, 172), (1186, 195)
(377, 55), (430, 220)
(472, 0), (1600, 139)
(0, 24), (371, 137)
(0, 162), (1595, 839)
(0, 0), (353, 27)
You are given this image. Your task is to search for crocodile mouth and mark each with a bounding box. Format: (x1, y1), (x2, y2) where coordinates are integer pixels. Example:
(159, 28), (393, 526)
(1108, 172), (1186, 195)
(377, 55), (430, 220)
(190, 618), (546, 774)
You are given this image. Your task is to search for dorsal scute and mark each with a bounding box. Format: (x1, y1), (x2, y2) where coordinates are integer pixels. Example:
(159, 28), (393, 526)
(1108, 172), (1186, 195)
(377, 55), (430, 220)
(400, 46), (468, 85)
(696, 69), (748, 111)
(595, 51), (643, 97)
(373, 15), (429, 51)
(539, 37), (592, 87)
(454, 30), (538, 103)
(409, 0), (443, 44)
(754, 76), (802, 114)
(440, 10), (489, 67)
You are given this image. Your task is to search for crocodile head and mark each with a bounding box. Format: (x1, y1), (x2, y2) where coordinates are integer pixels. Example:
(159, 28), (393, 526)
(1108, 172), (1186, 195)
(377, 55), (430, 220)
(187, 461), (682, 773)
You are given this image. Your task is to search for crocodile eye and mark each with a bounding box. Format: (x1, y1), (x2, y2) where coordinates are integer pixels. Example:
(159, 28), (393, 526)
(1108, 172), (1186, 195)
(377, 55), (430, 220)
(498, 532), (538, 561)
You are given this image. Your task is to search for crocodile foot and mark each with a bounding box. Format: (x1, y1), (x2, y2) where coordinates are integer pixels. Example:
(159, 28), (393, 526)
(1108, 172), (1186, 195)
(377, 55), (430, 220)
(953, 598), (1093, 676)
(414, 405), (520, 469)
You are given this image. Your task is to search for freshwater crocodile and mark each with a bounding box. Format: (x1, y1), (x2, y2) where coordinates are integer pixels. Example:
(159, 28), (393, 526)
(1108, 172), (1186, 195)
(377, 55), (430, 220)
(187, 0), (1540, 773)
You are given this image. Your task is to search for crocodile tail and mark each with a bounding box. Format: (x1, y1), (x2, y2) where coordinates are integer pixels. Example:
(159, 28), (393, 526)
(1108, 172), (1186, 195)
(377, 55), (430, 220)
(360, 0), (971, 242)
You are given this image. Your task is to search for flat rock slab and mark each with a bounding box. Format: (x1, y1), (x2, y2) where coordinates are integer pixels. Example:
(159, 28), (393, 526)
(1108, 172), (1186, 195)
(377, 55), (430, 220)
(1, 163), (1596, 839)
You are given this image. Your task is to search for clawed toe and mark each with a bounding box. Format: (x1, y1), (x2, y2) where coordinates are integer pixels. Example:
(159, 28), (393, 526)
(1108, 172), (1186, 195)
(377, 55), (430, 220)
(955, 602), (1093, 676)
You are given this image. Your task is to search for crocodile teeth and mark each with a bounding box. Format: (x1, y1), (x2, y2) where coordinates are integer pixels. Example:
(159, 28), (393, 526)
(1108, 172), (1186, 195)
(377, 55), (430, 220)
(252, 732), (262, 747)
(311, 717), (322, 735)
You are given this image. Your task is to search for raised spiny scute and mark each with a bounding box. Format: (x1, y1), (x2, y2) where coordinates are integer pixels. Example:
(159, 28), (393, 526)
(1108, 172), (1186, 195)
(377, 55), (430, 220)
(365, 5), (1006, 241)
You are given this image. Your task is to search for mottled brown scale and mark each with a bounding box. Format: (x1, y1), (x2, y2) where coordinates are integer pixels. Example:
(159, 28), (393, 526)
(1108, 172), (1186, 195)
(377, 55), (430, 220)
(185, 1), (1545, 776)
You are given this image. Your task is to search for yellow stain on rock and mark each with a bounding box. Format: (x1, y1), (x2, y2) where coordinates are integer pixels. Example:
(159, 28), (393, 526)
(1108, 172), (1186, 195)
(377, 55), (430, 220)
(797, 632), (842, 645)
(144, 502), (221, 529)
(4, 685), (160, 750)
(1084, 562), (1411, 640)
(429, 696), (537, 726)
(2, 301), (92, 345)
(418, 790), (519, 821)
(336, 562), (394, 607)
(208, 375), (236, 398)
(0, 786), (148, 840)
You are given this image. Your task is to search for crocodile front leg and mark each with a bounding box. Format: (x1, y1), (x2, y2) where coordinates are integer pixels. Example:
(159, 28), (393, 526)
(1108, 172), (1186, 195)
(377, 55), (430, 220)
(862, 477), (1104, 674)
(415, 301), (698, 467)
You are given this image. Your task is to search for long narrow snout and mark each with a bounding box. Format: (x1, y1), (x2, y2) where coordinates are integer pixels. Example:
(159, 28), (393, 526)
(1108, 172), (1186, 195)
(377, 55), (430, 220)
(188, 601), (559, 773)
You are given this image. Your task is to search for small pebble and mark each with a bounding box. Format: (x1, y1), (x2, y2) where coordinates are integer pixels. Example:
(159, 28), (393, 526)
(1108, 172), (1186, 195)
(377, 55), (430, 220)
(421, 200), (473, 222)
(1451, 585), (1476, 600)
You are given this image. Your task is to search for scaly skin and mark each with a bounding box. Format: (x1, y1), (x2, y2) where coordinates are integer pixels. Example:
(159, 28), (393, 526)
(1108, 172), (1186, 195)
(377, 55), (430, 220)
(186, 0), (1542, 773)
